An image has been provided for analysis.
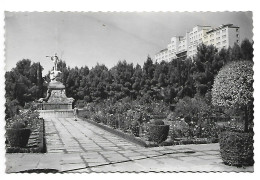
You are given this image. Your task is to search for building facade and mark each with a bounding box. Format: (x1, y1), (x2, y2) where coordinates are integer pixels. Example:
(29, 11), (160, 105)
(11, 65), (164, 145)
(154, 24), (240, 62)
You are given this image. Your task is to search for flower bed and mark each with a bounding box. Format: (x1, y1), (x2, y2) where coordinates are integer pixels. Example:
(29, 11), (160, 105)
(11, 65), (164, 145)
(80, 98), (221, 147)
(80, 100), (169, 145)
(6, 110), (46, 153)
(81, 114), (218, 147)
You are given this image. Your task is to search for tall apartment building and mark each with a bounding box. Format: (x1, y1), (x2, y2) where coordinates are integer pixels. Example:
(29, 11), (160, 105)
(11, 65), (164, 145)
(154, 24), (240, 62)
(187, 25), (211, 57)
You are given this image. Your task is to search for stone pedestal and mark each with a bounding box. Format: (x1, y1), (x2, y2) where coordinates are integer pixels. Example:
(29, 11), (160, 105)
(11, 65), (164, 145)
(39, 80), (74, 110)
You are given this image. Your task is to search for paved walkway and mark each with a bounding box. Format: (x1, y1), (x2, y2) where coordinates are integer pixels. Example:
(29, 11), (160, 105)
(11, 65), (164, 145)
(45, 117), (141, 153)
(6, 117), (254, 173)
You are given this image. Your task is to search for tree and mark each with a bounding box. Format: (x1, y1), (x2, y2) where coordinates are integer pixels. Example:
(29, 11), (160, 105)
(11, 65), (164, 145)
(241, 39), (253, 61)
(37, 62), (44, 98)
(212, 61), (253, 132)
(231, 43), (242, 61)
(192, 44), (219, 96)
(143, 55), (155, 80)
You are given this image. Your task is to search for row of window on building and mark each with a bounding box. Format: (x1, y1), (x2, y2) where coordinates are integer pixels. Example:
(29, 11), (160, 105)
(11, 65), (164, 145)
(154, 24), (240, 62)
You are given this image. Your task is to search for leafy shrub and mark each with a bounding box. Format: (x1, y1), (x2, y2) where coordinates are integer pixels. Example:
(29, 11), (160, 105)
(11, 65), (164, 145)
(92, 111), (105, 124)
(76, 100), (85, 108)
(140, 93), (152, 104)
(11, 122), (27, 129)
(24, 102), (38, 110)
(171, 119), (189, 139)
(5, 99), (21, 119)
(169, 96), (217, 138)
(116, 114), (130, 132)
(166, 112), (176, 121)
(107, 114), (117, 128)
(148, 124), (169, 143)
(199, 120), (220, 139)
(131, 121), (140, 137)
(81, 111), (91, 119)
(173, 96), (211, 126)
(6, 109), (40, 129)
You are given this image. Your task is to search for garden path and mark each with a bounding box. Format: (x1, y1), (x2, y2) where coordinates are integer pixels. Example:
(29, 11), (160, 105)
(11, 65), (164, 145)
(6, 117), (254, 173)
(45, 117), (141, 153)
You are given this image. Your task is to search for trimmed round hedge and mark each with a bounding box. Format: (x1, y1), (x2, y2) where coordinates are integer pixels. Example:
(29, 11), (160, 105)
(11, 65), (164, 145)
(219, 131), (254, 166)
(148, 124), (169, 144)
(6, 128), (31, 147)
(212, 60), (253, 108)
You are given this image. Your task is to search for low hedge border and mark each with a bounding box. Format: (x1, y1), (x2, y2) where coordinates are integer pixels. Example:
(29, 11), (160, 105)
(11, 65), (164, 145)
(145, 138), (218, 147)
(6, 118), (46, 153)
(171, 138), (218, 145)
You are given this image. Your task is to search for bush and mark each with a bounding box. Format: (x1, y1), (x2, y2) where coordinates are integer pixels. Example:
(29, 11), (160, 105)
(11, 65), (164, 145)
(173, 96), (212, 126)
(219, 131), (254, 166)
(166, 112), (175, 121)
(11, 122), (26, 129)
(107, 114), (117, 128)
(118, 114), (131, 132)
(170, 96), (216, 138)
(6, 121), (31, 147)
(24, 102), (38, 110)
(5, 99), (21, 119)
(148, 124), (169, 143)
(92, 111), (105, 124)
(199, 120), (220, 139)
(6, 128), (31, 147)
(171, 119), (189, 139)
(6, 109), (40, 129)
(81, 111), (91, 119)
(76, 100), (85, 108)
(131, 121), (140, 137)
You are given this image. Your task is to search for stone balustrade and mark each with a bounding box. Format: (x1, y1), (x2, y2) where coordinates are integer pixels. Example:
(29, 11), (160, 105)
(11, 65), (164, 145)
(38, 109), (74, 118)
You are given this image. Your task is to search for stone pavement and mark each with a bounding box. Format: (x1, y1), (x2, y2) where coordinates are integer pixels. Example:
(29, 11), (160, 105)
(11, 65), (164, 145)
(5, 117), (254, 173)
(44, 117), (140, 153)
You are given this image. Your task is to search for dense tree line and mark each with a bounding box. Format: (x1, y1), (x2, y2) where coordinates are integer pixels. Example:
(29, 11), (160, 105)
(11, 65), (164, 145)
(5, 60), (44, 118)
(5, 39), (253, 117)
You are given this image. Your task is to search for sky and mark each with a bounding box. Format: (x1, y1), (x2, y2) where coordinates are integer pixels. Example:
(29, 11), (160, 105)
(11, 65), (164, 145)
(5, 12), (253, 75)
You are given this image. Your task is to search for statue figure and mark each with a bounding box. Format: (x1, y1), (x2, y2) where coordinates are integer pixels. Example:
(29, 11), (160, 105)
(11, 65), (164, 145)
(46, 53), (61, 81)
(46, 53), (59, 71)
